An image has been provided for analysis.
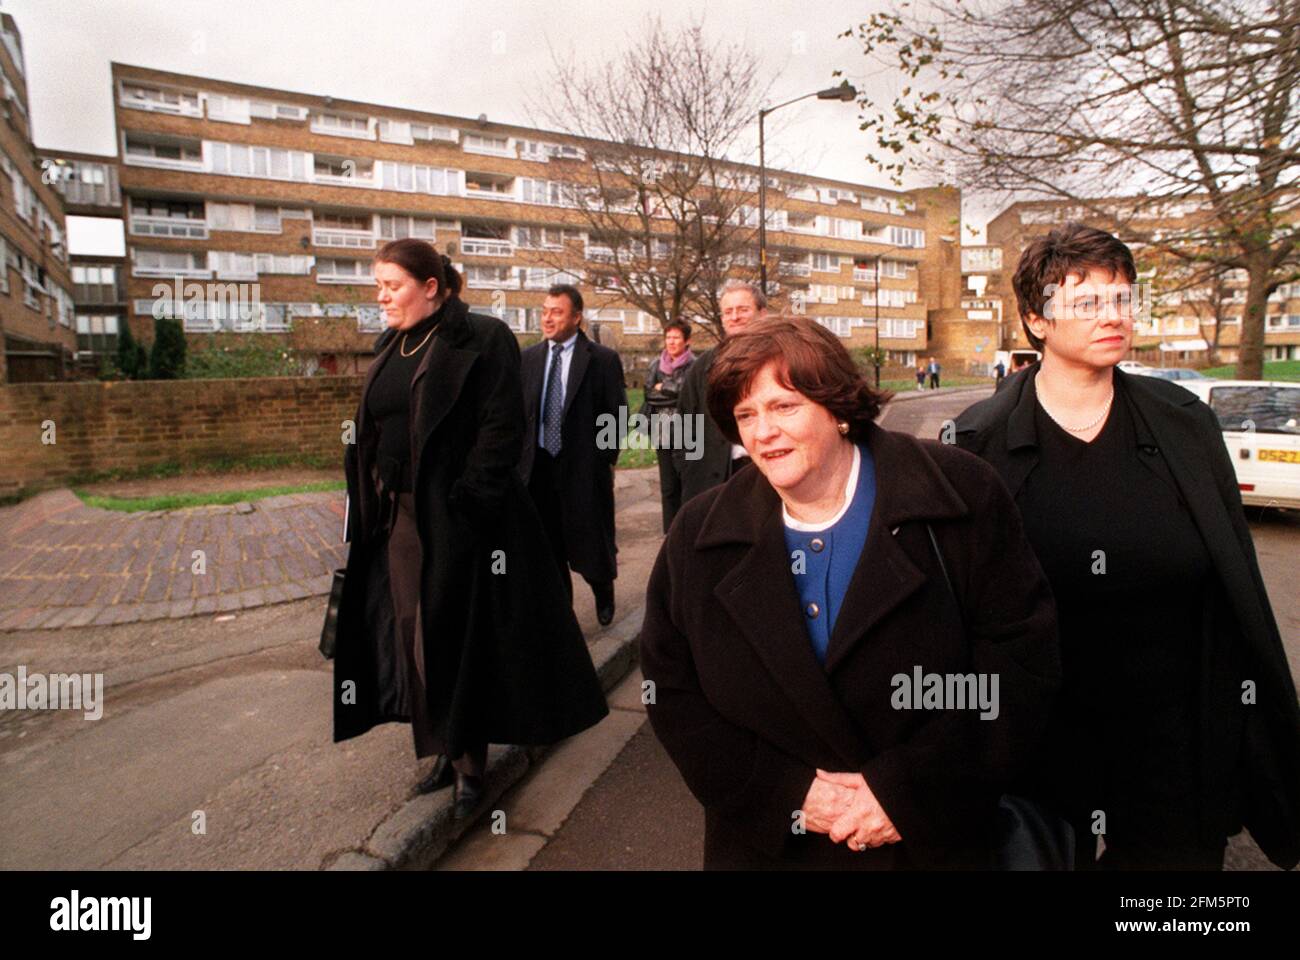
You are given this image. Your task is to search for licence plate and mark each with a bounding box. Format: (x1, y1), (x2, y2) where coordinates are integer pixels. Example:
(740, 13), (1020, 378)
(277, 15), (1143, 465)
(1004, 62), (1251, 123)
(1258, 449), (1300, 464)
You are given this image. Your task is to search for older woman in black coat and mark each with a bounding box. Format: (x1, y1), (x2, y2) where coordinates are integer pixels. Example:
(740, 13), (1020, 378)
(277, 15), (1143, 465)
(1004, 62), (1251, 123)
(641, 316), (1061, 869)
(954, 223), (1300, 870)
(334, 239), (607, 818)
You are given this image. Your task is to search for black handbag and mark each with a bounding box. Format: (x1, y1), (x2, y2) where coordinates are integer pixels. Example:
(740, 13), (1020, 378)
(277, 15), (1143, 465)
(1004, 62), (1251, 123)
(319, 569), (345, 660)
(924, 523), (1075, 871)
(319, 493), (351, 660)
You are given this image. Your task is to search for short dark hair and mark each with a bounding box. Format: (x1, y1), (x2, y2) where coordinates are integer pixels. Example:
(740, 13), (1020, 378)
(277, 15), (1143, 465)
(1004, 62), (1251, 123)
(664, 319), (692, 340)
(547, 283), (583, 314)
(1012, 223), (1137, 351)
(707, 316), (892, 445)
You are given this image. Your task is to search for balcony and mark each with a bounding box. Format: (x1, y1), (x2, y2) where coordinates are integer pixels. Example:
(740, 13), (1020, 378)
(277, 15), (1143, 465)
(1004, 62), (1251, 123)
(781, 262), (812, 277)
(853, 268), (877, 283)
(587, 244), (617, 263)
(465, 267), (520, 289)
(130, 216), (209, 240)
(123, 151), (204, 173)
(310, 117), (373, 140)
(313, 228), (376, 249)
(961, 246), (1003, 273)
(132, 265), (212, 280)
(312, 170), (376, 188)
(463, 139), (516, 159)
(120, 92), (202, 117)
(460, 238), (514, 257)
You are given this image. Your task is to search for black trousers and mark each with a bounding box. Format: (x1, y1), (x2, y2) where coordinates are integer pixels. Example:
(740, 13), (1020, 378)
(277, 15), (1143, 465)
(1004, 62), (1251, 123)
(387, 490), (485, 776)
(655, 444), (683, 533)
(528, 447), (611, 603)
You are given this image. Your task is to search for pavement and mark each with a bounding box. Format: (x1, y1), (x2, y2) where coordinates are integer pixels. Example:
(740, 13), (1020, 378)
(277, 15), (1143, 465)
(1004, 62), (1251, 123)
(0, 383), (999, 871)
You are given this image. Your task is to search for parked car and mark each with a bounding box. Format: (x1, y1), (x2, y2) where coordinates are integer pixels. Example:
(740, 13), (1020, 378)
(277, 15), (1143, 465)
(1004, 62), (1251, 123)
(1129, 367), (1213, 382)
(1178, 379), (1300, 510)
(1117, 360), (1149, 371)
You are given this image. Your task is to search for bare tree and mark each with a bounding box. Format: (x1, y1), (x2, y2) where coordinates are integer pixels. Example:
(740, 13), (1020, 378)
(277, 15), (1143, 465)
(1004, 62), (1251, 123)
(530, 17), (775, 341)
(842, 0), (1300, 378)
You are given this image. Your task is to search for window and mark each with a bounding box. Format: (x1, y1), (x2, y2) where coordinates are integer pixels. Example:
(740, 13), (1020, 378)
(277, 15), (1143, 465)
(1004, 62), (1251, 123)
(255, 206), (281, 232)
(209, 142), (308, 181)
(411, 123), (457, 142)
(519, 178), (575, 207)
(880, 318), (922, 338)
(253, 254), (314, 275)
(380, 162), (461, 195)
(120, 82), (201, 115)
(1206, 386), (1300, 435)
(889, 226), (925, 248)
(880, 259), (909, 279)
(76, 314), (120, 353)
(815, 316), (854, 337)
(514, 226), (565, 249)
(463, 133), (513, 157)
(0, 235), (9, 293)
(376, 215), (435, 240)
(316, 258), (372, 283)
(517, 139), (586, 162)
(312, 112), (372, 138)
(209, 251), (258, 279)
(465, 265), (516, 289)
(377, 119), (414, 144)
(206, 95), (251, 124)
(812, 253), (840, 273)
(133, 249), (208, 277)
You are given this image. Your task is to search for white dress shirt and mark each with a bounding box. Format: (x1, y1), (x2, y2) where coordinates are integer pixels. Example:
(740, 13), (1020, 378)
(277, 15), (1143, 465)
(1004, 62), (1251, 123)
(538, 331), (579, 447)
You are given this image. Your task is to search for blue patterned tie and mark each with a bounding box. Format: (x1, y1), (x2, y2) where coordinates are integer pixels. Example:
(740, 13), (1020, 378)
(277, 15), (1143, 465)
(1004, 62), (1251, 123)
(542, 342), (564, 456)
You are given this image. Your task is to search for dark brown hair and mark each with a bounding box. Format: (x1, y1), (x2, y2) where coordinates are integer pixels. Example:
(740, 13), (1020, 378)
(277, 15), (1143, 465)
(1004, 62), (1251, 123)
(374, 238), (462, 300)
(664, 319), (692, 340)
(1012, 223), (1136, 350)
(707, 316), (892, 444)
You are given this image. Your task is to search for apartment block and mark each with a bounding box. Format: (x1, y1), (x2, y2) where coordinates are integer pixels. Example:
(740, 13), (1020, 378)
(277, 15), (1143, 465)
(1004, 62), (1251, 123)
(0, 15), (76, 383)
(99, 62), (963, 375)
(986, 200), (1300, 365)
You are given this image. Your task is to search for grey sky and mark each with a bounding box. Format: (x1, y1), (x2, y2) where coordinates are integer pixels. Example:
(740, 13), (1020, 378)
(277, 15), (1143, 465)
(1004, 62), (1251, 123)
(6, 0), (984, 254)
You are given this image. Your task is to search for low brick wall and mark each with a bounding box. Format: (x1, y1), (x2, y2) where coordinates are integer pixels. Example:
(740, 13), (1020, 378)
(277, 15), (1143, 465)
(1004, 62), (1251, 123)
(0, 375), (363, 498)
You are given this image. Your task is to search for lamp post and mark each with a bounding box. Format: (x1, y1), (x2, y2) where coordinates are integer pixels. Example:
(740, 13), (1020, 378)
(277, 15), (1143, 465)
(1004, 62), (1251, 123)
(758, 81), (857, 293)
(874, 253), (882, 389)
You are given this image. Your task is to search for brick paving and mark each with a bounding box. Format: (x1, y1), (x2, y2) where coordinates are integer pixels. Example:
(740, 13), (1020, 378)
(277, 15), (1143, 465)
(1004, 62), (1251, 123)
(0, 489), (347, 631)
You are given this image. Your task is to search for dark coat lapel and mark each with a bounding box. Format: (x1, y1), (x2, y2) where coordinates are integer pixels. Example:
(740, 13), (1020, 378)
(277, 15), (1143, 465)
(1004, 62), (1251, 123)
(822, 425), (969, 674)
(1121, 375), (1274, 647)
(521, 341), (545, 422)
(562, 331), (592, 422)
(409, 301), (478, 489)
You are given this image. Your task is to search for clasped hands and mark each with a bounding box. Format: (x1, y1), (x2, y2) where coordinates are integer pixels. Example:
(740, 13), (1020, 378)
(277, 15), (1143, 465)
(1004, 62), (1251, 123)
(801, 769), (901, 851)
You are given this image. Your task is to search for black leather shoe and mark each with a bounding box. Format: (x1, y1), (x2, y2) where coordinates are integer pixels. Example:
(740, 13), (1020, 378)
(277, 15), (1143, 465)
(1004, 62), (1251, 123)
(453, 771), (484, 819)
(593, 582), (615, 627)
(415, 756), (453, 795)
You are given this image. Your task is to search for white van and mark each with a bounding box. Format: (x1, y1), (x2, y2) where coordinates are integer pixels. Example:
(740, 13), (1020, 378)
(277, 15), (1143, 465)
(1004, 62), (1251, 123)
(1178, 380), (1300, 510)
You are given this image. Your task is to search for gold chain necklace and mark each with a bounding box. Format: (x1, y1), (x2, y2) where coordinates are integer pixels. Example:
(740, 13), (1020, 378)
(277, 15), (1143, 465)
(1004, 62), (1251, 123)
(400, 324), (436, 357)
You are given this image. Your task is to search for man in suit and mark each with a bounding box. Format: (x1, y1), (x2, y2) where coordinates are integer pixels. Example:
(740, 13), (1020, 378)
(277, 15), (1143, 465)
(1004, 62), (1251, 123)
(673, 280), (768, 505)
(519, 284), (627, 626)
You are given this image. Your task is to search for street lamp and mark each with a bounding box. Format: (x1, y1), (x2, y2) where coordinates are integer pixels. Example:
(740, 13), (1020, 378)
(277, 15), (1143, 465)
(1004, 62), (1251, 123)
(874, 253), (882, 389)
(758, 81), (857, 293)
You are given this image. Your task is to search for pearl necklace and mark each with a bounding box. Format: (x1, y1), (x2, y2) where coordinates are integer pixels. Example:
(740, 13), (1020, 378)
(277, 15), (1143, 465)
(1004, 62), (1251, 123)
(1038, 388), (1114, 433)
